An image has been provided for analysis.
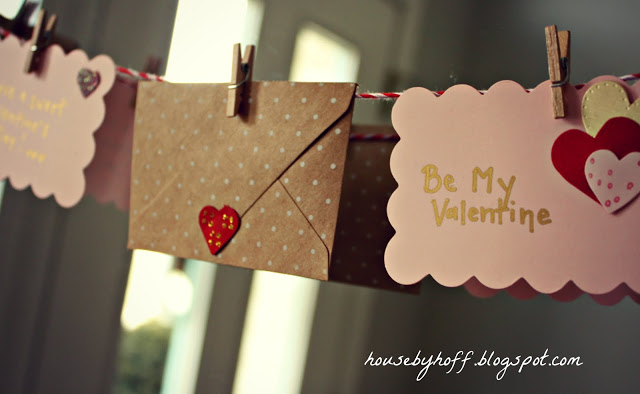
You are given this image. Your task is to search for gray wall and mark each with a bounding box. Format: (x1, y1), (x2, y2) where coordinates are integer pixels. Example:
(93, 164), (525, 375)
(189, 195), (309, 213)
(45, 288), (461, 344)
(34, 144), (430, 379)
(1, 1), (639, 393)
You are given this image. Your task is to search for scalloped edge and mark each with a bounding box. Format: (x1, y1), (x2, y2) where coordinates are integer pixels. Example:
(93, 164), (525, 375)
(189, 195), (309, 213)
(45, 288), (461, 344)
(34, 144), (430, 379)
(462, 276), (640, 306)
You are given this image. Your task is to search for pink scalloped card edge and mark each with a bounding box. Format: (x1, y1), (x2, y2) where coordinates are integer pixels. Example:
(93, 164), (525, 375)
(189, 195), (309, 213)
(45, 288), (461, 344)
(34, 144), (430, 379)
(83, 79), (135, 211)
(0, 35), (115, 207)
(463, 277), (640, 306)
(387, 76), (640, 296)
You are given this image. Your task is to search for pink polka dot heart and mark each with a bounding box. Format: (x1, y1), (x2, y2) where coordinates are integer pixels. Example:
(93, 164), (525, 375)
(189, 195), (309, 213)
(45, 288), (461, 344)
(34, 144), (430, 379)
(585, 149), (640, 213)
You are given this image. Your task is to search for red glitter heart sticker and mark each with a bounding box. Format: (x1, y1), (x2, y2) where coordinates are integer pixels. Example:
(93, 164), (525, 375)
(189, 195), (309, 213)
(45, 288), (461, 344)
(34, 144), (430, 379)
(199, 205), (240, 255)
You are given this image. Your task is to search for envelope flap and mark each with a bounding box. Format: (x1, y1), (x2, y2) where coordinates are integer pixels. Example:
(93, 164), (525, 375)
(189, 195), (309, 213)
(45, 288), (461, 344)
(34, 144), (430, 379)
(209, 181), (330, 280)
(129, 81), (354, 258)
(281, 110), (353, 256)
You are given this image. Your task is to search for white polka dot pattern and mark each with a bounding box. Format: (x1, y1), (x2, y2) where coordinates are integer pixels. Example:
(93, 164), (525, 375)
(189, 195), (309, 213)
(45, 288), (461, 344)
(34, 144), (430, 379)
(281, 114), (352, 253)
(329, 137), (420, 293)
(128, 81), (355, 280)
(221, 182), (327, 279)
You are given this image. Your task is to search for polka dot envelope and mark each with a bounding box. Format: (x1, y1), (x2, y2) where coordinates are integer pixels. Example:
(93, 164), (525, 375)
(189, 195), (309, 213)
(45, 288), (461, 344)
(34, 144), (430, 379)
(129, 81), (355, 280)
(330, 125), (420, 293)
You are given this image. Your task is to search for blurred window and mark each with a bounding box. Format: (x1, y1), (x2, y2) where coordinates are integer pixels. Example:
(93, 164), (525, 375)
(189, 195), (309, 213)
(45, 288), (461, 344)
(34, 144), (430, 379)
(0, 0), (26, 20)
(290, 22), (360, 83)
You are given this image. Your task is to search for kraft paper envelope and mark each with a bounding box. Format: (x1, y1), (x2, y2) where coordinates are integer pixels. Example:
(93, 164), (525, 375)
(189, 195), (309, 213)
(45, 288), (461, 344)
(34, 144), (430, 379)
(129, 81), (355, 280)
(331, 125), (420, 293)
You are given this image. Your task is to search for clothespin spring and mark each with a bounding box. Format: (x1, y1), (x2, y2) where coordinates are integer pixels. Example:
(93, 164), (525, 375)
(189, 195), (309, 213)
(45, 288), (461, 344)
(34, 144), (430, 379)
(228, 63), (251, 90)
(550, 57), (570, 88)
(227, 44), (255, 117)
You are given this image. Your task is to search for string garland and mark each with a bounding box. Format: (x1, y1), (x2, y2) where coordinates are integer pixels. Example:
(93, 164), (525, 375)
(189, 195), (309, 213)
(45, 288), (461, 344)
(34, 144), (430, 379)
(115, 65), (640, 99)
(114, 65), (640, 141)
(3, 26), (640, 98)
(116, 66), (164, 82)
(4, 28), (640, 141)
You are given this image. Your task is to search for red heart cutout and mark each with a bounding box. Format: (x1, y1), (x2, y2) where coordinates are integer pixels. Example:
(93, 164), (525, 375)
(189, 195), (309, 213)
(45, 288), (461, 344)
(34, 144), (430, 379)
(198, 205), (240, 255)
(551, 117), (640, 203)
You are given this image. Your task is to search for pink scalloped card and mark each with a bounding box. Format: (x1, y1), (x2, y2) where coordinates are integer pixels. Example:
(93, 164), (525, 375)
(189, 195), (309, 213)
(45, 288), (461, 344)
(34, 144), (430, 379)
(387, 76), (640, 302)
(0, 35), (115, 207)
(463, 278), (640, 306)
(83, 79), (135, 211)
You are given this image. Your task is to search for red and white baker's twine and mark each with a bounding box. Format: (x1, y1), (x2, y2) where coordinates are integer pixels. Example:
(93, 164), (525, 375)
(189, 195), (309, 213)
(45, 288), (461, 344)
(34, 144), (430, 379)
(354, 74), (640, 99)
(4, 29), (640, 141)
(4, 28), (640, 98)
(115, 66), (640, 141)
(115, 65), (640, 99)
(116, 66), (164, 82)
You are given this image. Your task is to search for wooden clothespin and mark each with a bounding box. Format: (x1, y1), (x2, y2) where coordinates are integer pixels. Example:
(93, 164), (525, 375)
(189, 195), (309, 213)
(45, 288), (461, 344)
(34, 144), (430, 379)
(545, 25), (571, 118)
(24, 9), (57, 74)
(227, 43), (255, 117)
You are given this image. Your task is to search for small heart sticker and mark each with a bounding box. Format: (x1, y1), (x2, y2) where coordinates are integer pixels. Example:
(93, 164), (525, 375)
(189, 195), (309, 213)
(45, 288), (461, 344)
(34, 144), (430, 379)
(199, 205), (240, 254)
(585, 150), (640, 213)
(77, 68), (101, 97)
(551, 117), (640, 204)
(582, 81), (640, 137)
